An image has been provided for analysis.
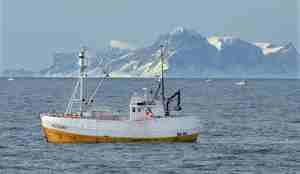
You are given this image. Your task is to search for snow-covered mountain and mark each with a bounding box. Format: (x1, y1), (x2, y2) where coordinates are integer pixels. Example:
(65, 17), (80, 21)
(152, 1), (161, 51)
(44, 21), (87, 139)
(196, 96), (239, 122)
(4, 27), (299, 78)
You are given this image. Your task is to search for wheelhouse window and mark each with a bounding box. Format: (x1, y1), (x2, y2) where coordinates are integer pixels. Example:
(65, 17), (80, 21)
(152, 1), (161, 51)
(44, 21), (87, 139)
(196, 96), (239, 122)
(137, 108), (141, 112)
(132, 107), (136, 112)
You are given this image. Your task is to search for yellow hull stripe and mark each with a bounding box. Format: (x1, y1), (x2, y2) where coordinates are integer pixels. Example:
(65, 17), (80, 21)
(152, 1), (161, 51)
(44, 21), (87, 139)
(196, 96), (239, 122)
(42, 127), (199, 144)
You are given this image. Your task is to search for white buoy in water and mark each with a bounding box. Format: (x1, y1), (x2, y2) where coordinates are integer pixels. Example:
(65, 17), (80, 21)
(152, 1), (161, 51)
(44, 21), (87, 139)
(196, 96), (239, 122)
(235, 80), (247, 86)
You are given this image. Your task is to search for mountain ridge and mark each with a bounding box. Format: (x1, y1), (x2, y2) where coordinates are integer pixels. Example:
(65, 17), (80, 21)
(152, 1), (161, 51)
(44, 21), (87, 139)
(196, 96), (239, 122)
(2, 27), (299, 78)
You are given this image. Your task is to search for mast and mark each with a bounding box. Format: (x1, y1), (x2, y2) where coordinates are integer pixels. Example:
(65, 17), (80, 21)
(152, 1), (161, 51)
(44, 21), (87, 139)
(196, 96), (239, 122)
(66, 48), (111, 115)
(160, 45), (166, 115)
(79, 48), (87, 116)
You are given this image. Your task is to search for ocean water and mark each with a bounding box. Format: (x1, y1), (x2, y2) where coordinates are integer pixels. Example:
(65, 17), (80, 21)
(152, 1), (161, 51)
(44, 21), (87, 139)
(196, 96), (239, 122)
(0, 78), (300, 174)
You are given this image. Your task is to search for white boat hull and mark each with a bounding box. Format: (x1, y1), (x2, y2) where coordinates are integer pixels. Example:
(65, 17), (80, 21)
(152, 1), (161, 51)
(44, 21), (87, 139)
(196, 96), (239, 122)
(40, 115), (200, 143)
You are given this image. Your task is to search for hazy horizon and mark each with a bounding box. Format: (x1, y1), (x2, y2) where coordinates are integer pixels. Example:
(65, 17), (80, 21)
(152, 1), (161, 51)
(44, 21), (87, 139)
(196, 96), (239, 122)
(1, 0), (299, 71)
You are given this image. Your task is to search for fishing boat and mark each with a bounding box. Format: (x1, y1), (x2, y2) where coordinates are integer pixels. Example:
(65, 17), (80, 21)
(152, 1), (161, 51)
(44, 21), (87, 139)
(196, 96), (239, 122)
(40, 47), (200, 144)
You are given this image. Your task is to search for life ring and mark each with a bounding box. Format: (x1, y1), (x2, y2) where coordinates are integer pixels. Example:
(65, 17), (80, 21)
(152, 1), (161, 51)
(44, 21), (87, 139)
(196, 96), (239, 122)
(145, 111), (154, 119)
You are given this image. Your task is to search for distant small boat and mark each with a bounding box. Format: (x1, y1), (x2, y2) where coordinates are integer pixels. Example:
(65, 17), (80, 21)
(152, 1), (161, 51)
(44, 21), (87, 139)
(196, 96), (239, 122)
(7, 78), (14, 81)
(235, 80), (247, 86)
(205, 79), (212, 83)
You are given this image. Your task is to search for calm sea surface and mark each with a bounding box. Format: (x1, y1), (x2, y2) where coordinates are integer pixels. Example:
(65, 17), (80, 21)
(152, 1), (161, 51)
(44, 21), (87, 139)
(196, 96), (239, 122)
(0, 78), (300, 174)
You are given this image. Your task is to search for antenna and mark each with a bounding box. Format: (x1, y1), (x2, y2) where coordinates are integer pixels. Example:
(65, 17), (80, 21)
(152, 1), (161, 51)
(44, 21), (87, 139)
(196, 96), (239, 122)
(160, 45), (166, 115)
(164, 38), (169, 58)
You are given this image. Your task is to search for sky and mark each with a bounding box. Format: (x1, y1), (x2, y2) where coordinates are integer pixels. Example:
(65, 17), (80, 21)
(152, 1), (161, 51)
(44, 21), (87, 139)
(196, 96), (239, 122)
(1, 0), (299, 71)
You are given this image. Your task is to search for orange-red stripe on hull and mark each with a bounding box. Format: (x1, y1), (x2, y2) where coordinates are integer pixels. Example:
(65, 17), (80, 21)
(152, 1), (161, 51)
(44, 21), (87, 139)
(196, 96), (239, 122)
(42, 127), (199, 144)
